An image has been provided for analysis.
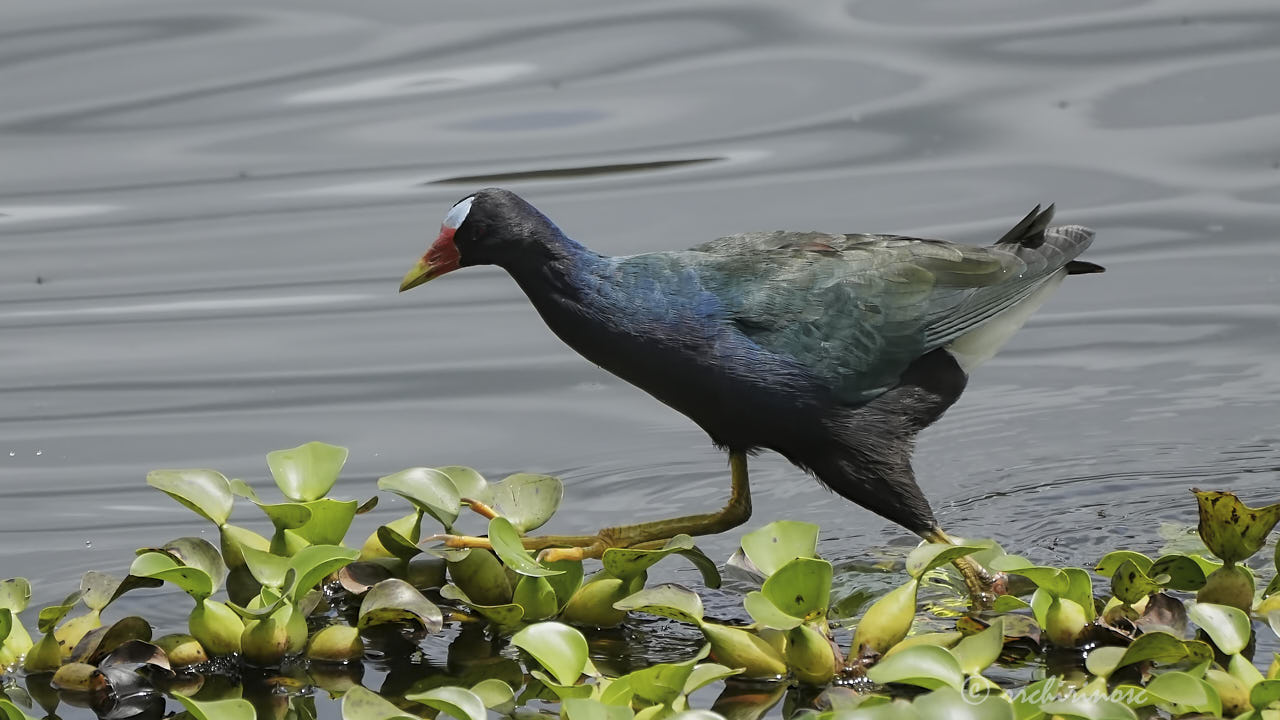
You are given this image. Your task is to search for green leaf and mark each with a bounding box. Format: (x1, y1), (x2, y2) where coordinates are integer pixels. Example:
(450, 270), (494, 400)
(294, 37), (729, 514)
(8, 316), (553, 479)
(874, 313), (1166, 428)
(1229, 652), (1265, 687)
(376, 525), (424, 564)
(683, 662), (740, 694)
(69, 616), (153, 664)
(603, 535), (694, 582)
(914, 687), (1015, 720)
(445, 549), (513, 605)
(468, 679), (515, 711)
(341, 686), (422, 720)
(675, 545), (722, 589)
(562, 698), (635, 720)
(740, 521), (819, 577)
(624, 647), (710, 705)
(1087, 631), (1211, 677)
(1149, 554), (1208, 591)
(883, 632), (963, 658)
(1194, 490), (1280, 565)
(1188, 602), (1252, 655)
(990, 595), (1029, 612)
(543, 559), (585, 611)
(100, 574), (164, 610)
(37, 590), (82, 632)
(439, 584), (525, 628)
(240, 546), (291, 589)
(988, 556), (1069, 595)
(219, 523), (271, 568)
(22, 631), (62, 672)
(225, 587), (288, 621)
(597, 676), (636, 707)
(488, 517), (562, 577)
(1145, 671), (1222, 715)
(1109, 560), (1162, 605)
(228, 478), (260, 502)
(358, 579), (443, 633)
(1037, 698), (1139, 720)
(1062, 568), (1096, 621)
(613, 584), (704, 625)
(951, 618), (1004, 676)
(906, 543), (983, 580)
(379, 467), (461, 531)
(701, 620), (788, 676)
(1084, 646), (1127, 679)
(436, 466), (488, 499)
(147, 468), (234, 526)
(1095, 551), (1153, 577)
(760, 557), (831, 620)
(482, 473), (564, 534)
(404, 687), (486, 720)
(266, 441), (348, 502)
(865, 644), (964, 691)
(162, 537), (227, 594)
(254, 501), (312, 531)
(129, 552), (214, 599)
(172, 693), (256, 720)
(512, 621), (590, 686)
(288, 544), (358, 602)
(742, 592), (803, 630)
(78, 572), (122, 613)
(851, 578), (919, 657)
(513, 575), (559, 621)
(0, 699), (39, 720)
(0, 578), (31, 612)
(1250, 679), (1280, 711)
(294, 498), (360, 546)
(1012, 680), (1138, 719)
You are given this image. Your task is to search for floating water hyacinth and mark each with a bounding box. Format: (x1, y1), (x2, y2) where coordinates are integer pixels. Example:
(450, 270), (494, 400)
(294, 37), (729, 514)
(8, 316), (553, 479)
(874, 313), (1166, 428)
(5, 444), (1280, 720)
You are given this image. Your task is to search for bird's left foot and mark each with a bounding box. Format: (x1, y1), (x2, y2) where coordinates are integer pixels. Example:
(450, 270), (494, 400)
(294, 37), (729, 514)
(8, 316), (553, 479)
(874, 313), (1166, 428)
(426, 529), (679, 562)
(958, 561), (1008, 606)
(425, 451), (753, 563)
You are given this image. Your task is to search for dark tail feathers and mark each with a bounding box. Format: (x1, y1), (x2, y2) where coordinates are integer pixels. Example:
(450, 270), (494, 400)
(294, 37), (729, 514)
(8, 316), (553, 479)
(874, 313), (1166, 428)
(995, 204), (1055, 248)
(996, 204), (1106, 274)
(1066, 260), (1105, 275)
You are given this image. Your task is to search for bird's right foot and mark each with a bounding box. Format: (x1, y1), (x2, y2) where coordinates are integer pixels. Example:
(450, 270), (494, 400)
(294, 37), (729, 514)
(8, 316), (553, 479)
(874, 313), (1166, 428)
(921, 527), (1007, 606)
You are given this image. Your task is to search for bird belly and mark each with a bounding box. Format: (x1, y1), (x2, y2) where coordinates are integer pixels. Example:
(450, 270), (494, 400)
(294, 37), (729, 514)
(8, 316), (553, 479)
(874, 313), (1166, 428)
(664, 357), (833, 450)
(945, 269), (1066, 372)
(562, 327), (824, 449)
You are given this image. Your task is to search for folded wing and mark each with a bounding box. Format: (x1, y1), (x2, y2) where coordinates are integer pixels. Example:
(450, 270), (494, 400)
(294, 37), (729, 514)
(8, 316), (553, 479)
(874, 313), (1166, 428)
(691, 206), (1097, 404)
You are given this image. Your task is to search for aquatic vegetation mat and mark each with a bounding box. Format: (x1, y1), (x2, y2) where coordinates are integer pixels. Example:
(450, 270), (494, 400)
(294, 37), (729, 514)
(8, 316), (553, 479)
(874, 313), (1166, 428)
(3, 443), (1280, 719)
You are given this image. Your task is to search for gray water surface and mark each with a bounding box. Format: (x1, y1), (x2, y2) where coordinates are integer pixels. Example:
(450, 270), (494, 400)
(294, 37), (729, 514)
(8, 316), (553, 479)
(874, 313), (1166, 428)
(3, 0), (1280, 716)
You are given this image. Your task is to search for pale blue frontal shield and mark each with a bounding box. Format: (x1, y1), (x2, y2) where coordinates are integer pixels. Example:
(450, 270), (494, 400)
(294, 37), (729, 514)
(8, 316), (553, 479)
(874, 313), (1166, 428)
(443, 197), (474, 229)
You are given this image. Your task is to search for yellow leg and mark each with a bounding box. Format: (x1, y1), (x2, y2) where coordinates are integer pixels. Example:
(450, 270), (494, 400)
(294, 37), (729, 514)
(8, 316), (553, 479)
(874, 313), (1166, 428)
(921, 527), (1006, 602)
(431, 451), (753, 561)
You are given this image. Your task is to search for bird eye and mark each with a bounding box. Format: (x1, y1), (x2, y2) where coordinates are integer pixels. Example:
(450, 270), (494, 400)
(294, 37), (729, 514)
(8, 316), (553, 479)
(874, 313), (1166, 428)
(443, 197), (474, 230)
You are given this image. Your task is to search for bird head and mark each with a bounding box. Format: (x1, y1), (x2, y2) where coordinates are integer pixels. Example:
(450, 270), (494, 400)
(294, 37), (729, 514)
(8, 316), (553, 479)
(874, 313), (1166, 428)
(399, 188), (539, 292)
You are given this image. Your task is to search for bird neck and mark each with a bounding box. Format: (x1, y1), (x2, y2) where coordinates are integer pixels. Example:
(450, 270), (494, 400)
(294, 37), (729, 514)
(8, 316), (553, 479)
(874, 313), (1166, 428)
(500, 223), (609, 307)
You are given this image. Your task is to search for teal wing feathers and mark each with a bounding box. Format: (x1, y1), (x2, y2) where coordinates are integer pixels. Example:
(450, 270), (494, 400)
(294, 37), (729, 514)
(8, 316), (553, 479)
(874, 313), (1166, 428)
(688, 206), (1095, 403)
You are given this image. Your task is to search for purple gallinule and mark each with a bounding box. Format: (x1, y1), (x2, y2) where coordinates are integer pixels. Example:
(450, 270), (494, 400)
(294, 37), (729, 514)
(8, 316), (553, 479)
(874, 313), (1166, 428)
(400, 189), (1102, 595)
